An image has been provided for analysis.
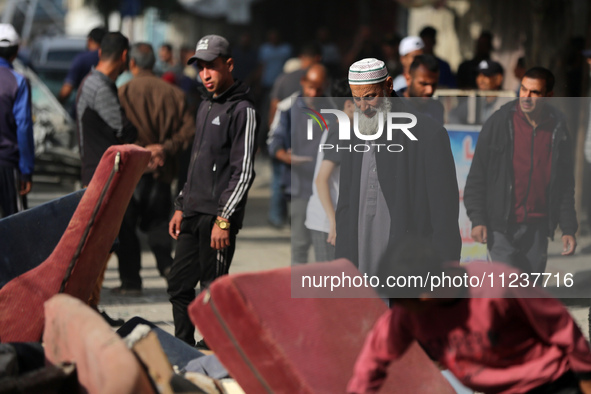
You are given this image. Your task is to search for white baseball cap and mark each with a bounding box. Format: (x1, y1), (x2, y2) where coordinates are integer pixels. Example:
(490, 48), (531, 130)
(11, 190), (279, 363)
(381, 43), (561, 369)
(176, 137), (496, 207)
(399, 36), (424, 56)
(0, 24), (20, 48)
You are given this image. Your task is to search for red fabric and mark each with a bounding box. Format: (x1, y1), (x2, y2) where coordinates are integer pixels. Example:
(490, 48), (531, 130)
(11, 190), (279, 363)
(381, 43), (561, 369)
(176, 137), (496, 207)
(512, 104), (553, 223)
(348, 262), (591, 394)
(43, 294), (154, 393)
(189, 259), (454, 394)
(0, 145), (150, 343)
(161, 71), (177, 85)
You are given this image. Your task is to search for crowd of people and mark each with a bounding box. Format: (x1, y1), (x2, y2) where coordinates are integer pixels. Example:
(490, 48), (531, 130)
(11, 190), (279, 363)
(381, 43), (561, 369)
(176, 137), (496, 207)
(3, 19), (591, 393)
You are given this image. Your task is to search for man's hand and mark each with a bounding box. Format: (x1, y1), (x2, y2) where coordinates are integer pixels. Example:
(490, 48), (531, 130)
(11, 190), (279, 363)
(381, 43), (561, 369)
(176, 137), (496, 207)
(211, 216), (231, 250)
(19, 180), (32, 196)
(275, 148), (292, 165)
(169, 210), (183, 240)
(562, 235), (576, 256)
(275, 148), (313, 166)
(579, 379), (591, 394)
(57, 83), (74, 104)
(145, 144), (165, 171)
(290, 153), (314, 166)
(471, 225), (487, 244)
(327, 223), (337, 246)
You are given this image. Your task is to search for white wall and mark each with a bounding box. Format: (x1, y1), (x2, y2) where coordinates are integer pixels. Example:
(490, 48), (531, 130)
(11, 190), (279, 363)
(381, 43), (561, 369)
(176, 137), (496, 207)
(64, 0), (102, 36)
(408, 5), (462, 72)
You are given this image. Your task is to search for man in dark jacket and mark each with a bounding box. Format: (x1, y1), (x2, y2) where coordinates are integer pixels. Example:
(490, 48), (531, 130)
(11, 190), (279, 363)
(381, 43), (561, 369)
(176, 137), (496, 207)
(397, 54), (444, 124)
(167, 35), (259, 347)
(0, 24), (34, 218)
(335, 58), (461, 291)
(58, 27), (106, 104)
(464, 67), (577, 272)
(268, 64), (329, 265)
(115, 42), (195, 294)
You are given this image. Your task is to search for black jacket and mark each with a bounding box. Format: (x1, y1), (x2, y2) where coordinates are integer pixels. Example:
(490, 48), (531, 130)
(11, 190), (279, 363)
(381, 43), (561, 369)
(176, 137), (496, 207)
(175, 80), (259, 229)
(335, 100), (462, 265)
(464, 100), (577, 238)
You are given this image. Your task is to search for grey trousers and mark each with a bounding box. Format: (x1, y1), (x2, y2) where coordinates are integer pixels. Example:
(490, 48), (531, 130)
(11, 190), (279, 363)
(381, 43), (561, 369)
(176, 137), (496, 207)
(310, 229), (335, 262)
(488, 222), (549, 273)
(291, 198), (312, 265)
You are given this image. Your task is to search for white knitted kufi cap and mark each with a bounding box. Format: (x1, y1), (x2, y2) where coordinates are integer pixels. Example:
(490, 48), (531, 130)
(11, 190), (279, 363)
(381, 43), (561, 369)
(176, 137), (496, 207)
(348, 58), (388, 85)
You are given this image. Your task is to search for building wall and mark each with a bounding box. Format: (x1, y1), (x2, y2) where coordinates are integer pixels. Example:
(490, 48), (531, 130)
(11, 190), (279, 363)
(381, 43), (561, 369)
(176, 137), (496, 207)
(408, 5), (461, 72)
(64, 0), (102, 35)
(408, 2), (524, 92)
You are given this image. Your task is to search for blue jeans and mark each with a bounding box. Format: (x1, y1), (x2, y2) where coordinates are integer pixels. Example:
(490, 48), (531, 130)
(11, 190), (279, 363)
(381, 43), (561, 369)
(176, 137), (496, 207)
(117, 316), (229, 379)
(117, 316), (204, 369)
(268, 158), (287, 227)
(291, 197), (312, 264)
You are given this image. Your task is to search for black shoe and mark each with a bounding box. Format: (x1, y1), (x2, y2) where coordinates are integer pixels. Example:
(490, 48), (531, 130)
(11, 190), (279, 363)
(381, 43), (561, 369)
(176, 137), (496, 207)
(100, 311), (125, 327)
(195, 338), (210, 350)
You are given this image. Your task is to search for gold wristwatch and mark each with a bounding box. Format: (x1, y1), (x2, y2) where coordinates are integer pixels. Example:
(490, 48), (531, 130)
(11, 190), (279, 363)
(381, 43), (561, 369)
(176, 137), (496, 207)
(215, 219), (230, 230)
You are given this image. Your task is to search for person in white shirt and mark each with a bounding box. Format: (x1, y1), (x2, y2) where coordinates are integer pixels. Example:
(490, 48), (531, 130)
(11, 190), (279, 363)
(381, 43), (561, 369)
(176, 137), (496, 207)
(305, 79), (355, 261)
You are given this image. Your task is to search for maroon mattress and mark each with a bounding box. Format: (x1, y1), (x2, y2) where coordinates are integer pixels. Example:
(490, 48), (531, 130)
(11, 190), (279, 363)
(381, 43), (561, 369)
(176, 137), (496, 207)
(189, 259), (454, 393)
(0, 145), (150, 343)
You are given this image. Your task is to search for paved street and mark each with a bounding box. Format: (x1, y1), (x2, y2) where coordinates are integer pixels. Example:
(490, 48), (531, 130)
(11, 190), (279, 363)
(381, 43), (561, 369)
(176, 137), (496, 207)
(547, 235), (591, 338)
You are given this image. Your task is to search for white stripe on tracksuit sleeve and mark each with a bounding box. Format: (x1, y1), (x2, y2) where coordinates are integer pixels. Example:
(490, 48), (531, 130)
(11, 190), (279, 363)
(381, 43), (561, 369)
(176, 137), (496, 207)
(585, 105), (591, 164)
(221, 107), (256, 219)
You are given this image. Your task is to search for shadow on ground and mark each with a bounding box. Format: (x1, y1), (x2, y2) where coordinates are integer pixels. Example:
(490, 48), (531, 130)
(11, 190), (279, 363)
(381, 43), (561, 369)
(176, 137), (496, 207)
(100, 286), (169, 305)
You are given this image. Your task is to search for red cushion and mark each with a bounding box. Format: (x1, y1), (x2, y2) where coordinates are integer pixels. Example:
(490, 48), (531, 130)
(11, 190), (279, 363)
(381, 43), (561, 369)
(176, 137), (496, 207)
(188, 259), (454, 393)
(0, 145), (150, 343)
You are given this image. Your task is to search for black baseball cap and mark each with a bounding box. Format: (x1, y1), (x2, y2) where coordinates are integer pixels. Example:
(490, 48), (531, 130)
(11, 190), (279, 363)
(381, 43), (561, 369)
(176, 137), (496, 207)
(187, 35), (230, 64)
(477, 59), (504, 76)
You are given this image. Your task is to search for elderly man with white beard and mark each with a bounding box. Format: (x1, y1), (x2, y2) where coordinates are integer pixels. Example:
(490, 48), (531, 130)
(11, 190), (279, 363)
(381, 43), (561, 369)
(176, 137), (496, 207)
(334, 58), (461, 290)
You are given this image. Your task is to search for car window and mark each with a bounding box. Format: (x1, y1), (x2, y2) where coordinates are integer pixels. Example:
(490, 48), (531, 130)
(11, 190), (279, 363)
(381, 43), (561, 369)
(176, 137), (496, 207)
(13, 59), (77, 150)
(46, 50), (82, 63)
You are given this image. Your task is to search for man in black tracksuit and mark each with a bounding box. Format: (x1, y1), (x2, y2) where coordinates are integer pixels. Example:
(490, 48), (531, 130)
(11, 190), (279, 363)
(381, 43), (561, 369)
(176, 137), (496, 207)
(167, 35), (258, 347)
(464, 67), (577, 273)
